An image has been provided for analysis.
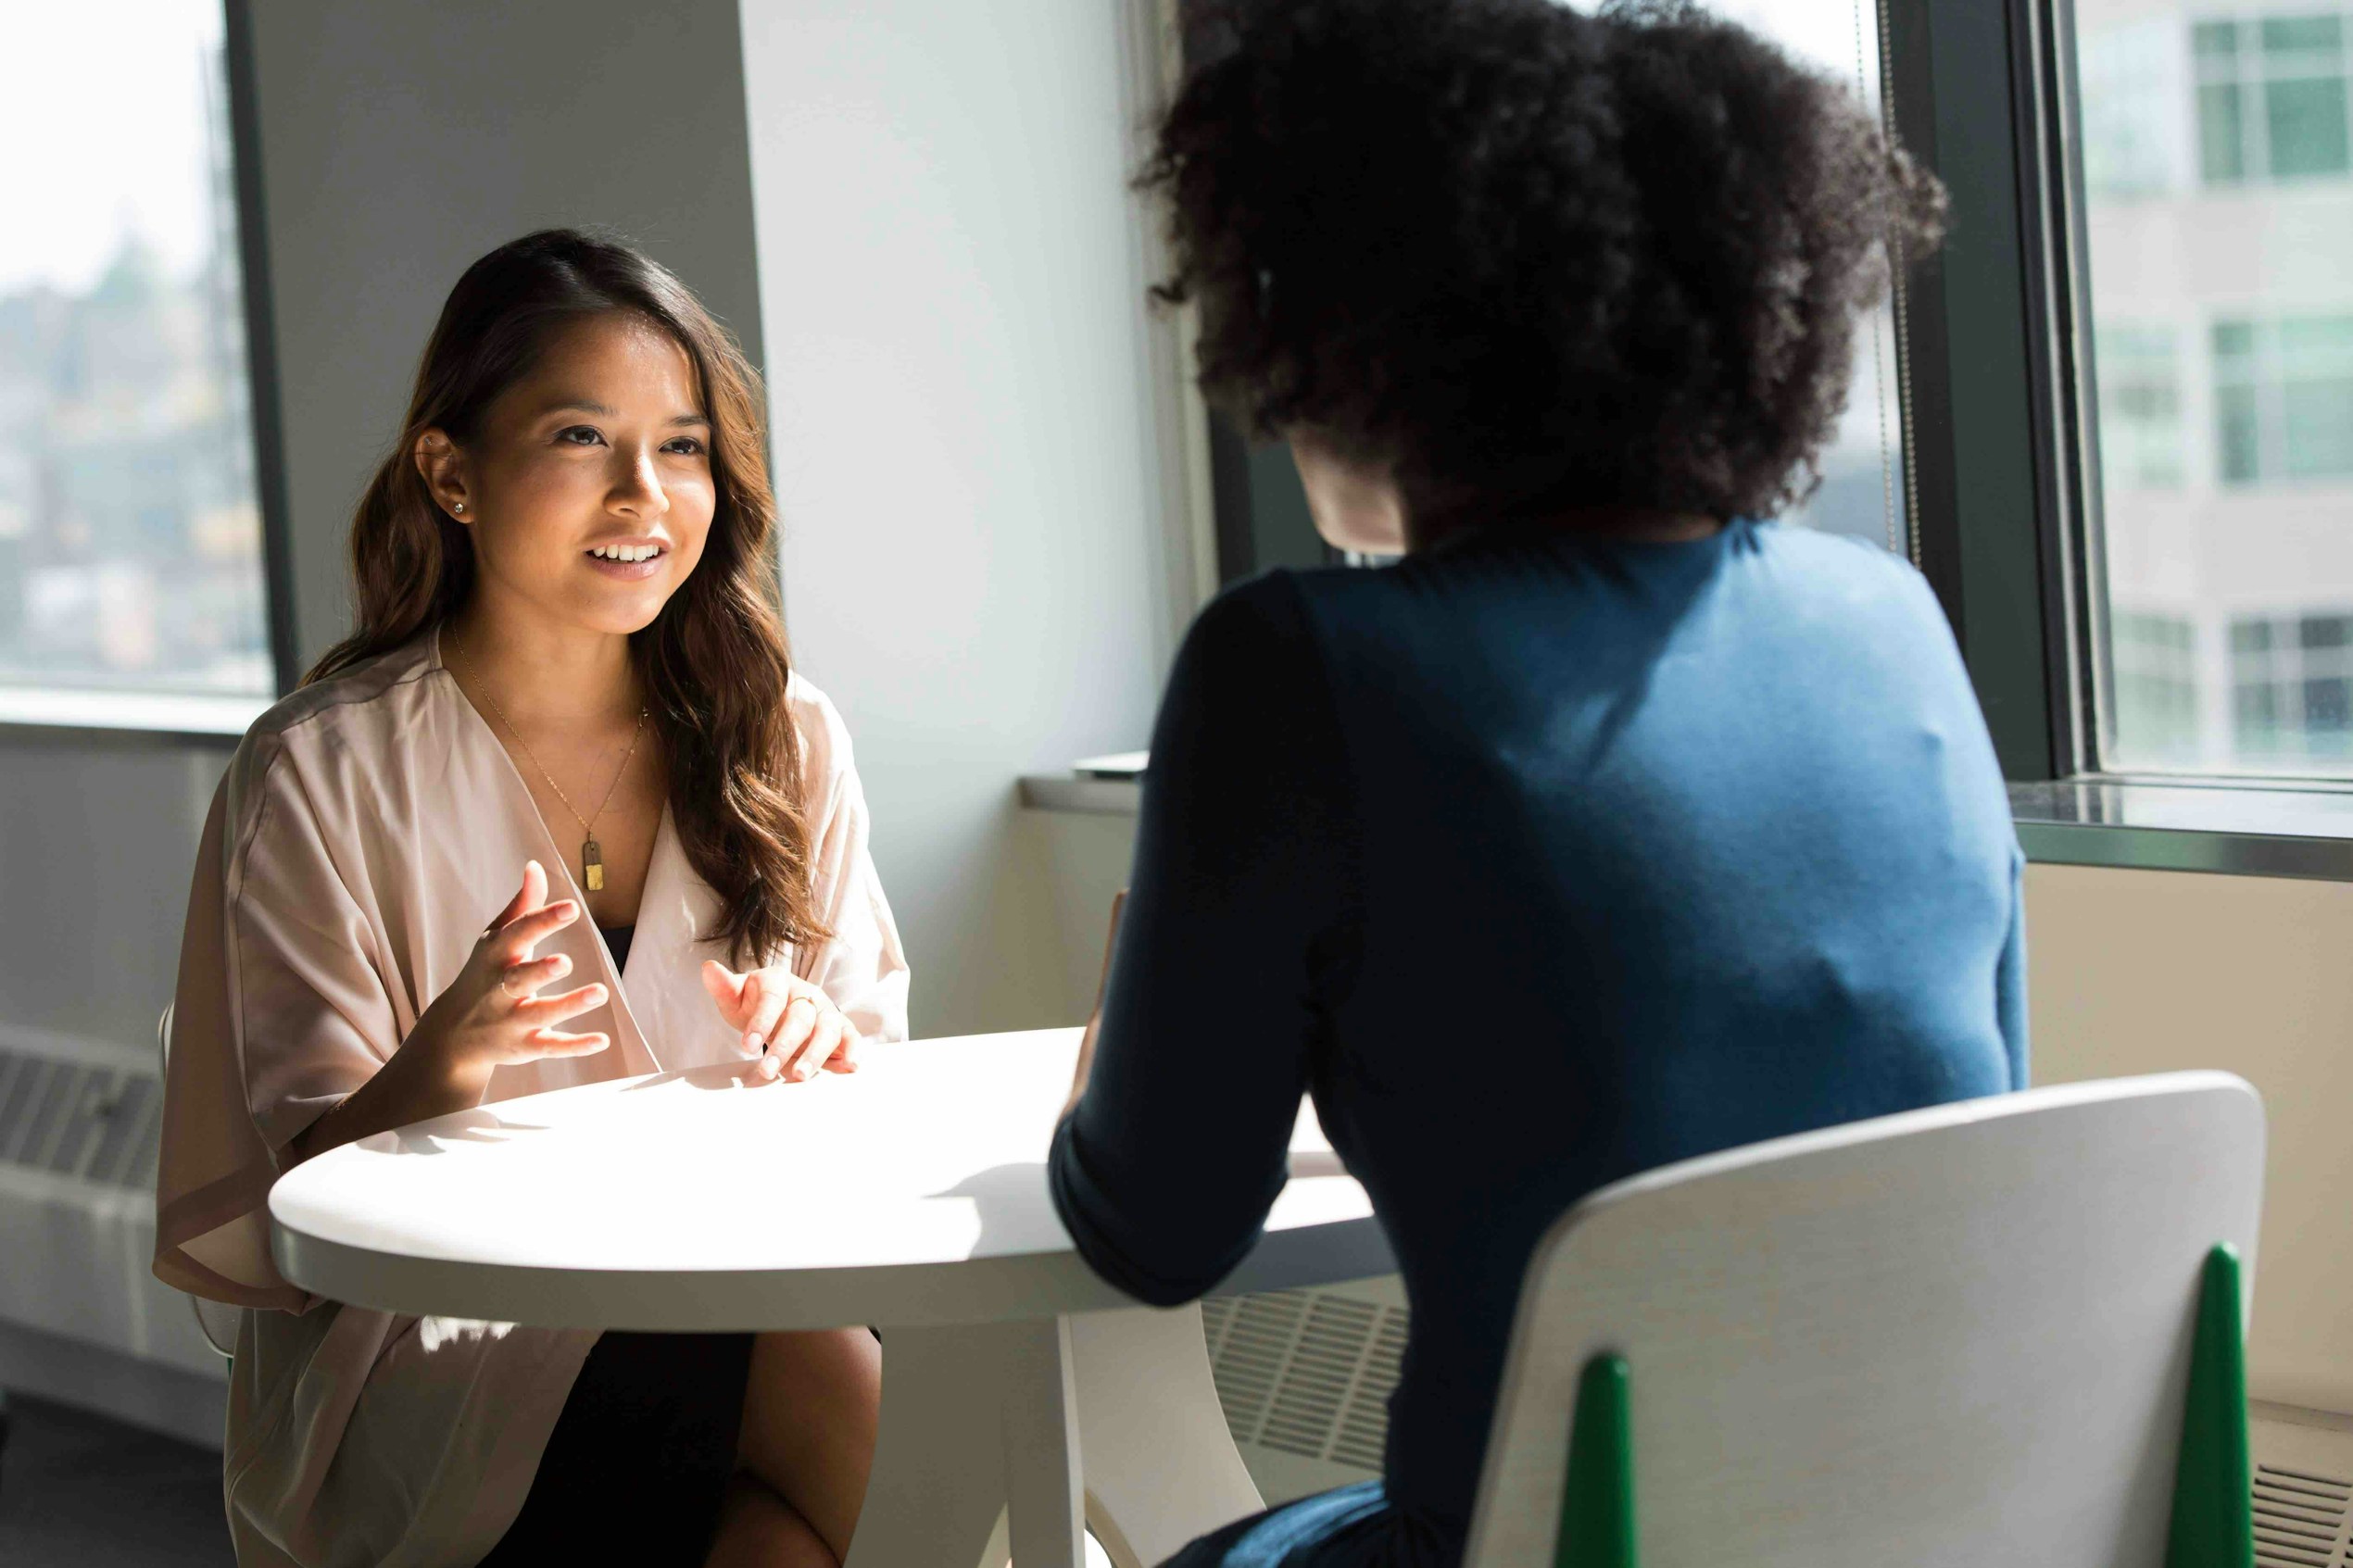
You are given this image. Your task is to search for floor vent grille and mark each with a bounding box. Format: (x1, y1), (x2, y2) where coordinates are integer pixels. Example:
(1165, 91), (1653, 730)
(1202, 1288), (1408, 1471)
(0, 1045), (159, 1190)
(2255, 1461), (2353, 1568)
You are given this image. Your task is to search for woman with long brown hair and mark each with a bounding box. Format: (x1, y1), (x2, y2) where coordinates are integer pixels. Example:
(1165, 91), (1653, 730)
(154, 230), (906, 1567)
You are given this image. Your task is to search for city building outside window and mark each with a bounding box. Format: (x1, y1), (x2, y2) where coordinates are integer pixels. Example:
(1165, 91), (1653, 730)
(2073, 1), (2353, 775)
(0, 3), (273, 709)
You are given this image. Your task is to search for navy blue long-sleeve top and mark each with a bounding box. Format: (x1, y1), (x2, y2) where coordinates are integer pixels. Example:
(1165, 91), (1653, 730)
(1049, 520), (2026, 1547)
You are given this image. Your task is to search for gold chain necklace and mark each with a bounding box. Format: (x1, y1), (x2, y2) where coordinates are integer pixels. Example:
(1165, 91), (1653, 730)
(447, 634), (648, 893)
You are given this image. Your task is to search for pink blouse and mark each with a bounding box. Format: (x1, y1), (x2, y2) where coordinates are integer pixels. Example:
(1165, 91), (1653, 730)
(153, 630), (909, 1567)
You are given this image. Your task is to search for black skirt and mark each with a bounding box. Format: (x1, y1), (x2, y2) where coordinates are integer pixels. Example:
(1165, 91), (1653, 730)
(477, 1330), (754, 1567)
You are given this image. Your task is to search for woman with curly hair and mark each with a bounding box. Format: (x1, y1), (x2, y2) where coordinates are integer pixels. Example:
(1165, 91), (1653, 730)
(1049, 2), (2018, 1563)
(155, 232), (905, 1567)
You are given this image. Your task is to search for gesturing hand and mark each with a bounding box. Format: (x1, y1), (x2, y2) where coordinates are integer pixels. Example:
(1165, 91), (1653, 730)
(700, 960), (857, 1084)
(410, 859), (612, 1090)
(288, 860), (611, 1163)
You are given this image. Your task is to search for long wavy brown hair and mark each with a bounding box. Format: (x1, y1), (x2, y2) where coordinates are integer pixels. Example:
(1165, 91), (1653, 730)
(307, 229), (827, 966)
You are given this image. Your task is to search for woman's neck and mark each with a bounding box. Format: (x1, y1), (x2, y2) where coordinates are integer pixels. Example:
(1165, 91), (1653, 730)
(443, 595), (641, 726)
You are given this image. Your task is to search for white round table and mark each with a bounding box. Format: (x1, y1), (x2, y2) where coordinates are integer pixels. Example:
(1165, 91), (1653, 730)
(269, 1028), (1392, 1568)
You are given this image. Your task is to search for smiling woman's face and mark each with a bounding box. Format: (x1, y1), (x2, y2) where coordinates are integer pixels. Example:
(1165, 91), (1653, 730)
(419, 311), (715, 637)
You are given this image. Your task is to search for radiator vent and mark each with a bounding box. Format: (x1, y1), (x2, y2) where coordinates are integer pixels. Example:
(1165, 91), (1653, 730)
(1202, 1288), (1408, 1471)
(2255, 1462), (2353, 1568)
(0, 1046), (160, 1190)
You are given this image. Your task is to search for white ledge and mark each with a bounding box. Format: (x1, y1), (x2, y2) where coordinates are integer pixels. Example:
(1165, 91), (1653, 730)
(0, 684), (271, 744)
(1018, 775), (1143, 817)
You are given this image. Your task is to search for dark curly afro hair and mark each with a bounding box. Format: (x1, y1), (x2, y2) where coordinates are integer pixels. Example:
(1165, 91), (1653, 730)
(1143, 0), (1948, 528)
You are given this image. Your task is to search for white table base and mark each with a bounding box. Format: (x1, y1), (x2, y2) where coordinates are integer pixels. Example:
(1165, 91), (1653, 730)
(849, 1303), (1265, 1568)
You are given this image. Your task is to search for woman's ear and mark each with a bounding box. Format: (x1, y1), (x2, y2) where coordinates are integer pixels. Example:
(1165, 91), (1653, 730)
(413, 429), (472, 524)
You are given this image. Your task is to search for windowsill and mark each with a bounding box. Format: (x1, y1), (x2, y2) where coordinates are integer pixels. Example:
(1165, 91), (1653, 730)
(0, 685), (271, 746)
(1024, 768), (2353, 884)
(2010, 778), (2353, 882)
(1018, 774), (1144, 817)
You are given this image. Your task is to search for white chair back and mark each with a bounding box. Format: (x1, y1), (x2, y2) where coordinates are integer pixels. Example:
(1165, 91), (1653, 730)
(157, 1003), (239, 1360)
(1464, 1072), (2264, 1568)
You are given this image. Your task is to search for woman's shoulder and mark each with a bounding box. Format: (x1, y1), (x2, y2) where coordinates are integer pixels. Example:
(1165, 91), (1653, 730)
(1746, 519), (1937, 598)
(220, 636), (442, 806)
(245, 635), (440, 748)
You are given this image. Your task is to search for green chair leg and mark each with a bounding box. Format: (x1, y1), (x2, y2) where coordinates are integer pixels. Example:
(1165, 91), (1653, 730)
(1556, 1354), (1638, 1568)
(2166, 1243), (2254, 1568)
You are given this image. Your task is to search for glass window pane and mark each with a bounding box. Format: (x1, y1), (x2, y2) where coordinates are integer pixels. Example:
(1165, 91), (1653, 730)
(2195, 19), (2242, 63)
(2217, 383), (2265, 483)
(2259, 15), (2342, 54)
(2283, 380), (2353, 476)
(2264, 75), (2352, 176)
(2077, 1), (2353, 775)
(2199, 81), (2250, 181)
(0, 3), (271, 699)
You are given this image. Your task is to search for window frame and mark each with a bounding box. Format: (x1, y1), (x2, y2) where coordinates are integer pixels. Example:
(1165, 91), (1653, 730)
(1920, 0), (2353, 881)
(1889, 0), (2094, 784)
(0, 0), (300, 743)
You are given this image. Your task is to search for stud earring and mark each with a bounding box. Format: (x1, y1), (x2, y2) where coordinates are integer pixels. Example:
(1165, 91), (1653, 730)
(452, 503), (466, 514)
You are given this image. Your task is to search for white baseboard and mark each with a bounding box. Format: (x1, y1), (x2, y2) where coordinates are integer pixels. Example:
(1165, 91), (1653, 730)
(0, 1314), (226, 1451)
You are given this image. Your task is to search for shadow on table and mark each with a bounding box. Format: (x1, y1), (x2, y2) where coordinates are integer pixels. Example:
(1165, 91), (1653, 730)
(930, 1161), (1070, 1260)
(359, 1108), (550, 1157)
(928, 1149), (1352, 1258)
(621, 1060), (773, 1093)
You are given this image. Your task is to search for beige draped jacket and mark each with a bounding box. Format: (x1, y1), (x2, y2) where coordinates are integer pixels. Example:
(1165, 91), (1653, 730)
(152, 631), (910, 1567)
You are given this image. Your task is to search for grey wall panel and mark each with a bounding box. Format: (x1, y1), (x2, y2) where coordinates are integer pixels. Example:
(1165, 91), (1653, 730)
(241, 0), (765, 669)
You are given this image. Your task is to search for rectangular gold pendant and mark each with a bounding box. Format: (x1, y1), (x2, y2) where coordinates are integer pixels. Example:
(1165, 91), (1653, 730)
(583, 837), (604, 892)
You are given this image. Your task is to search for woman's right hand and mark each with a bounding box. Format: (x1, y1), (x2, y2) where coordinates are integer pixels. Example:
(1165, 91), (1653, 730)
(405, 859), (611, 1091)
(290, 861), (610, 1163)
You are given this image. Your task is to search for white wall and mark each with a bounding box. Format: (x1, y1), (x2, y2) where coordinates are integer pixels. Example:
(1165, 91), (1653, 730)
(739, 1), (1190, 1036)
(2026, 862), (2353, 1416)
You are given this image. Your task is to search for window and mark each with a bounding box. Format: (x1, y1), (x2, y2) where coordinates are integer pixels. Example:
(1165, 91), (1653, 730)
(2230, 609), (2353, 761)
(2095, 327), (2187, 489)
(2112, 609), (2203, 759)
(2212, 315), (2353, 483)
(2196, 14), (2352, 184)
(0, 3), (274, 709)
(2073, 2), (2353, 775)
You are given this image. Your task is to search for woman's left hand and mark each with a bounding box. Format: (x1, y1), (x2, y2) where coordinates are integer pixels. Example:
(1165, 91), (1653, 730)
(699, 960), (859, 1083)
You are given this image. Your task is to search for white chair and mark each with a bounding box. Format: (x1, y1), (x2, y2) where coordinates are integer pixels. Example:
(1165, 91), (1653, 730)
(157, 1003), (239, 1360)
(1464, 1072), (2263, 1568)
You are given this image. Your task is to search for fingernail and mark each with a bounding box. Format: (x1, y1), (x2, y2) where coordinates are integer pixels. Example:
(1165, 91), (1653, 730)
(746, 1035), (764, 1054)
